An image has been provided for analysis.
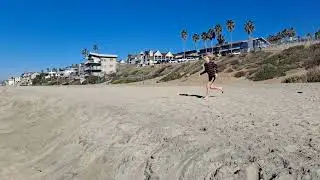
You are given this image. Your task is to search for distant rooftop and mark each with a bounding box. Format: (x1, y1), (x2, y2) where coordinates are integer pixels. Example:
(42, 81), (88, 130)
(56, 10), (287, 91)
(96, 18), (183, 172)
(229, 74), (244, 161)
(89, 52), (118, 58)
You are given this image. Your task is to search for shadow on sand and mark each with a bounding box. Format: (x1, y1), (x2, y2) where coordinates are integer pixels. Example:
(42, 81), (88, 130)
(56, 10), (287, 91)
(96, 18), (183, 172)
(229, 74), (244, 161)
(178, 94), (215, 99)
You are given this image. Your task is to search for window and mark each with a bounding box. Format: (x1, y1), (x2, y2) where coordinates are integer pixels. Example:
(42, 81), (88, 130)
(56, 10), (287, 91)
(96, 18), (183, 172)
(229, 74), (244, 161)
(110, 65), (113, 68)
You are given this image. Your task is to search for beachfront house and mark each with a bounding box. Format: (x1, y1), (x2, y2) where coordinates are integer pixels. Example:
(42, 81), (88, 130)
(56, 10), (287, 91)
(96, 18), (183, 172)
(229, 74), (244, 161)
(127, 54), (138, 64)
(165, 52), (174, 61)
(62, 66), (78, 77)
(174, 50), (199, 61)
(153, 50), (163, 64)
(6, 76), (22, 86)
(85, 52), (118, 76)
(45, 71), (57, 79)
(127, 50), (175, 65)
(1, 80), (8, 86)
(14, 77), (21, 85)
(199, 37), (271, 56)
(31, 72), (40, 80)
(8, 77), (15, 86)
(55, 64), (85, 78)
(174, 37), (270, 58)
(20, 72), (38, 86)
(127, 51), (153, 65)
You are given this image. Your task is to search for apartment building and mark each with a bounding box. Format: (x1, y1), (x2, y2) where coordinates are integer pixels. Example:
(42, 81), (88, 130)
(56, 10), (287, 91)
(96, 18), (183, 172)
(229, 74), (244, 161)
(85, 52), (118, 76)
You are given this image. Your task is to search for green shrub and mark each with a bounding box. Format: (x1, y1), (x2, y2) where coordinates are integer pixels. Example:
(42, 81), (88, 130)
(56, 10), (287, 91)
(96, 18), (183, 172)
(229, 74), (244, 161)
(283, 66), (320, 83)
(232, 65), (240, 70)
(282, 75), (307, 83)
(86, 76), (99, 84)
(250, 64), (286, 81)
(152, 66), (167, 77)
(283, 45), (305, 54)
(159, 71), (184, 82)
(190, 66), (203, 75)
(230, 59), (240, 65)
(243, 51), (272, 63)
(306, 66), (320, 82)
(217, 63), (227, 73)
(159, 62), (202, 82)
(247, 69), (257, 76)
(304, 53), (320, 69)
(225, 68), (234, 73)
(234, 71), (246, 78)
(69, 80), (81, 85)
(245, 63), (258, 69)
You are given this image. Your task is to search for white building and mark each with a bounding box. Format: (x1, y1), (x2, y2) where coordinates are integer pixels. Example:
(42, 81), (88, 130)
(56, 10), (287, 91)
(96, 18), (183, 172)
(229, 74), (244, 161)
(21, 72), (32, 86)
(8, 77), (15, 86)
(119, 60), (126, 64)
(64, 68), (76, 77)
(127, 50), (175, 65)
(59, 66), (79, 77)
(45, 71), (57, 79)
(14, 77), (21, 85)
(85, 52), (118, 76)
(20, 72), (41, 86)
(31, 72), (40, 80)
(6, 76), (22, 86)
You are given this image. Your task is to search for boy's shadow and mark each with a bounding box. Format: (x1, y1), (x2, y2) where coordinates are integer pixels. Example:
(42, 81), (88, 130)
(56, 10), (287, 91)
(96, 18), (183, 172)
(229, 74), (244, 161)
(178, 93), (215, 99)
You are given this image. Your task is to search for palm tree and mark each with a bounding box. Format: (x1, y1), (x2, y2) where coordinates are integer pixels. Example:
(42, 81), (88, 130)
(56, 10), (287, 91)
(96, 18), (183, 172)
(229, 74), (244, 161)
(217, 34), (225, 45)
(217, 34), (225, 54)
(214, 25), (223, 54)
(192, 33), (200, 52)
(214, 24), (222, 36)
(93, 44), (99, 53)
(226, 20), (235, 53)
(181, 30), (188, 59)
(207, 28), (216, 53)
(201, 32), (208, 53)
(46, 68), (50, 72)
(244, 20), (255, 39)
(81, 48), (89, 60)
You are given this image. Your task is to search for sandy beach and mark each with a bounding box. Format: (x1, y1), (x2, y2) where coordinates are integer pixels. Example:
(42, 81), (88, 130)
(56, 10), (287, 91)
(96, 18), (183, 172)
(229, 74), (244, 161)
(0, 84), (320, 180)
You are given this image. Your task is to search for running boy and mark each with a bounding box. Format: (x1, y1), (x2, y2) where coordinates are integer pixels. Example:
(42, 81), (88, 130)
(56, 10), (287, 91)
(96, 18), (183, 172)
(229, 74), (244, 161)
(200, 54), (223, 99)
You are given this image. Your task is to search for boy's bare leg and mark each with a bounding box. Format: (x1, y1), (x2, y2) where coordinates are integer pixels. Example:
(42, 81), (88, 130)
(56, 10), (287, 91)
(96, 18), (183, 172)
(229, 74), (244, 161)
(203, 82), (211, 99)
(210, 83), (224, 93)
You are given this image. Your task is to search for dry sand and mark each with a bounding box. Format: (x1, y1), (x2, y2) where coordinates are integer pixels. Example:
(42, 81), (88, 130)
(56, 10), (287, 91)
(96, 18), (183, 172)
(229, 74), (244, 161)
(0, 84), (320, 180)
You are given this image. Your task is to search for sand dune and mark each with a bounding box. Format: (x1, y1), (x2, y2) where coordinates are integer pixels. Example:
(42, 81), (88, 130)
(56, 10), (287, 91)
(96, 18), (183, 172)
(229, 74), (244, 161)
(0, 84), (320, 180)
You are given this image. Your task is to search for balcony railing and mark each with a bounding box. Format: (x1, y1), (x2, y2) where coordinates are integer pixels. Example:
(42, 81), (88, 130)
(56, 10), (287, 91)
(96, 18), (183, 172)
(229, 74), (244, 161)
(85, 60), (101, 65)
(85, 66), (101, 71)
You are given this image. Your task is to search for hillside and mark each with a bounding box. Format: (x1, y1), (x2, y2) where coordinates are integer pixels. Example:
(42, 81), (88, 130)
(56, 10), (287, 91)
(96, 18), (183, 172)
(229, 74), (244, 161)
(111, 43), (320, 84)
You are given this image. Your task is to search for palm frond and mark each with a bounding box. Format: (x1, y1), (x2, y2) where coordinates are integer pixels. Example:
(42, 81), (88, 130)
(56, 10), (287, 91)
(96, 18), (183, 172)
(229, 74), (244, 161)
(226, 20), (235, 32)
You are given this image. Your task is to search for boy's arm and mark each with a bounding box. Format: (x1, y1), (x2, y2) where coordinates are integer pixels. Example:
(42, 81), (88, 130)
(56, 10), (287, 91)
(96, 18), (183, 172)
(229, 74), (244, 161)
(213, 63), (218, 73)
(199, 64), (206, 75)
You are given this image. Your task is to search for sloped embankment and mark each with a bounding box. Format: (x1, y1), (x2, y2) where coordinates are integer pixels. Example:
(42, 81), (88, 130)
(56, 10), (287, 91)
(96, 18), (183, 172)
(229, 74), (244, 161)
(111, 60), (204, 84)
(111, 43), (320, 84)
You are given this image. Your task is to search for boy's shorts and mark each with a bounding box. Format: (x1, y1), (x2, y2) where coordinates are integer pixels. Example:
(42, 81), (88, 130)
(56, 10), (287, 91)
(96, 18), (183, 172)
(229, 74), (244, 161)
(208, 75), (216, 82)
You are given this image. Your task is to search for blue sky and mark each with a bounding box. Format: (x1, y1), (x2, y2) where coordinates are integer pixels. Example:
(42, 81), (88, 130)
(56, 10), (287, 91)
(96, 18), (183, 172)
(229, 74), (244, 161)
(1, 0), (319, 80)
